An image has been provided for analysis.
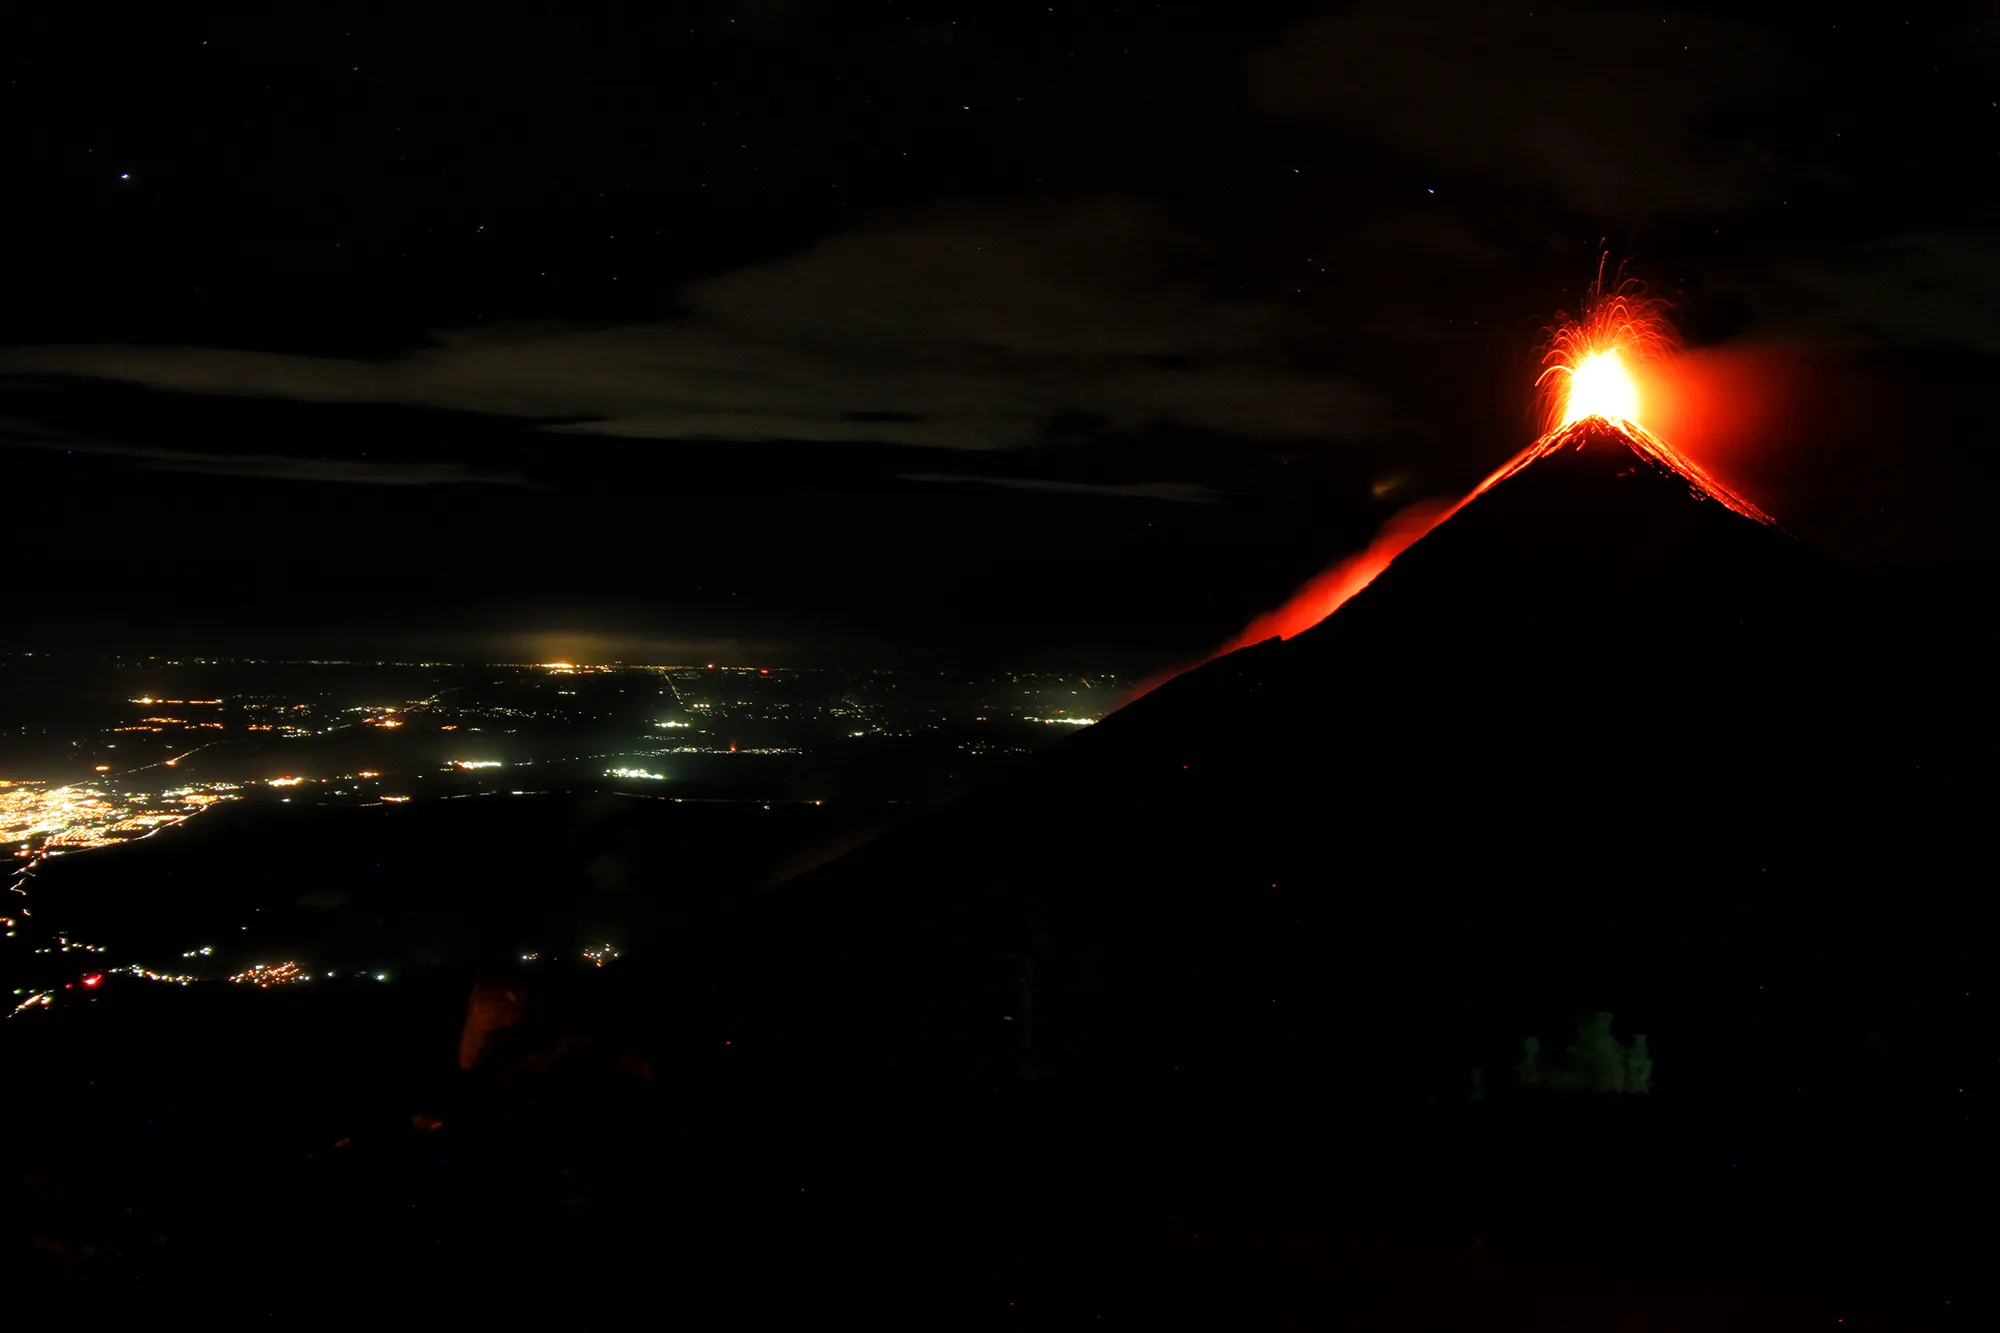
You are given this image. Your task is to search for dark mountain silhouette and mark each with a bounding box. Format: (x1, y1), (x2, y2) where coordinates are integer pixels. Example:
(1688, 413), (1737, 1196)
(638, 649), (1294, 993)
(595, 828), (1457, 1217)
(719, 419), (1990, 1101)
(8, 421), (1992, 1325)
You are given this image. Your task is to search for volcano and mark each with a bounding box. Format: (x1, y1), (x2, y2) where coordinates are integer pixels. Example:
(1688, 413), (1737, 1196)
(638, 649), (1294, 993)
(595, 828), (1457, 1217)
(714, 417), (1987, 1106)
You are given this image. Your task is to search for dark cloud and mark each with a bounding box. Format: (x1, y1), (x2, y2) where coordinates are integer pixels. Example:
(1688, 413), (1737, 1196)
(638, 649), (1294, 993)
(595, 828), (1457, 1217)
(1759, 231), (2000, 356)
(0, 434), (525, 487)
(1252, 2), (1795, 213)
(0, 203), (1387, 452)
(899, 472), (1221, 504)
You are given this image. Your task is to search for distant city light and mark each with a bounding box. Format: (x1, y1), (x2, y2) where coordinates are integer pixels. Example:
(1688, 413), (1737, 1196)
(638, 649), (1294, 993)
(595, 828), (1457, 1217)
(3, 658), (1126, 995)
(230, 961), (307, 988)
(116, 964), (195, 985)
(3, 783), (238, 880)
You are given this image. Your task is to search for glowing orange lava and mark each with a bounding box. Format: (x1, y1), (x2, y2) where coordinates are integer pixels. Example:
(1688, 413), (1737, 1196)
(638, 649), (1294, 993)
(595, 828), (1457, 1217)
(1472, 414), (1775, 526)
(1558, 348), (1640, 425)
(1535, 273), (1674, 432)
(1223, 496), (1460, 650)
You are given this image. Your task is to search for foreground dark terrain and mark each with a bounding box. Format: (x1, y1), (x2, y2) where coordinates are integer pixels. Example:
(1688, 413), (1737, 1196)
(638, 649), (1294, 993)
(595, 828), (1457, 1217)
(5, 966), (1990, 1327)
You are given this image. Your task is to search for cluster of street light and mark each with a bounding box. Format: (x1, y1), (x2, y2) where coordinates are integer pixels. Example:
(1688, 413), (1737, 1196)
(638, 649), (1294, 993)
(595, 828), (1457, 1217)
(116, 964), (198, 985)
(32, 935), (108, 955)
(229, 961), (308, 988)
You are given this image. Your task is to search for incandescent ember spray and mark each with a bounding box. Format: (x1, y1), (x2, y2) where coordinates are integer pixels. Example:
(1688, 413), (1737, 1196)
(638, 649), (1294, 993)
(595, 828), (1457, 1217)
(1534, 260), (1673, 432)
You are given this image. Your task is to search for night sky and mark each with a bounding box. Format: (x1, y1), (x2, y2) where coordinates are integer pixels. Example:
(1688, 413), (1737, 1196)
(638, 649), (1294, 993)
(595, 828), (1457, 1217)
(4, 3), (1996, 669)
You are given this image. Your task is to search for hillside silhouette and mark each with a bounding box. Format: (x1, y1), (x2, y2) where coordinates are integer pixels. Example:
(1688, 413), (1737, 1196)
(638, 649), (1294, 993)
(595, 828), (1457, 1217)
(7, 421), (1992, 1326)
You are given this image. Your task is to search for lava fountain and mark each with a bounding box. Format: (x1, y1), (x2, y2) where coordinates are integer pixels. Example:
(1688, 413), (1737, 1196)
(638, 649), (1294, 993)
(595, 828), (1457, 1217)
(1534, 272), (1674, 432)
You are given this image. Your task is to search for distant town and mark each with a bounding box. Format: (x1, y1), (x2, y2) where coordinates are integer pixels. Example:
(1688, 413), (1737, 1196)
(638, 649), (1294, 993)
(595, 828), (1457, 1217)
(2, 654), (1128, 1021)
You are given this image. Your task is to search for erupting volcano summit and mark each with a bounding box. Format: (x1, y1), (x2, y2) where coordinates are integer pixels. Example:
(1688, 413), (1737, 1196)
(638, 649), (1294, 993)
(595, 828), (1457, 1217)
(1194, 274), (1776, 666)
(1501, 280), (1775, 526)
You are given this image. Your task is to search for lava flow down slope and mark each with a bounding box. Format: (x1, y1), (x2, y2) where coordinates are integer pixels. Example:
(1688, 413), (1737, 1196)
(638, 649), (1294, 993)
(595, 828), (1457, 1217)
(712, 292), (1987, 1101)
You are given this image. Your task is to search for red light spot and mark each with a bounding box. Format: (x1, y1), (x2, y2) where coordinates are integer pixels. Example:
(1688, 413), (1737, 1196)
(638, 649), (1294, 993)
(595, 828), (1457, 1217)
(64, 983), (72, 989)
(82, 973), (103, 988)
(760, 668), (769, 674)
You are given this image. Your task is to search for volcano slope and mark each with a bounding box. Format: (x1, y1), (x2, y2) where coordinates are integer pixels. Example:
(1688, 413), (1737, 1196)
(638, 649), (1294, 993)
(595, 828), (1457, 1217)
(712, 419), (1988, 1112)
